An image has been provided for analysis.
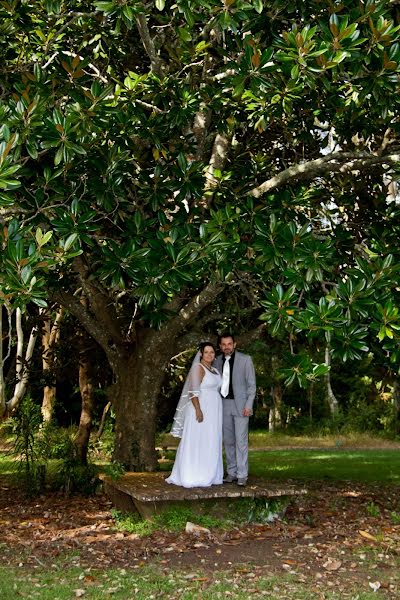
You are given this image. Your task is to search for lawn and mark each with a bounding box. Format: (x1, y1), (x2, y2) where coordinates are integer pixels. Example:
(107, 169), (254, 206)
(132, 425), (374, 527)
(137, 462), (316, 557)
(0, 564), (392, 600)
(249, 448), (400, 483)
(1, 435), (400, 599)
(158, 444), (400, 484)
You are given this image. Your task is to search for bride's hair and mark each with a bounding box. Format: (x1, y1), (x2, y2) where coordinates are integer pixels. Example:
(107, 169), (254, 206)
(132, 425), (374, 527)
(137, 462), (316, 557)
(199, 341), (216, 356)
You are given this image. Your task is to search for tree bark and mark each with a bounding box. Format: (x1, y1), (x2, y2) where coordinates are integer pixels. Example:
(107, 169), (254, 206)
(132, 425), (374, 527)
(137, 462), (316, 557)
(41, 307), (64, 422)
(269, 356), (282, 431)
(74, 322), (95, 465)
(393, 379), (400, 436)
(308, 382), (314, 424)
(94, 401), (111, 440)
(0, 307), (6, 417)
(7, 308), (39, 413)
(324, 345), (338, 416)
(109, 335), (164, 471)
(250, 150), (400, 198)
(269, 383), (283, 432)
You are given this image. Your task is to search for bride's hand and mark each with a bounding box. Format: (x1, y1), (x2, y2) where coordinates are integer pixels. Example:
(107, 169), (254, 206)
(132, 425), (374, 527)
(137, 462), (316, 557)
(196, 409), (204, 422)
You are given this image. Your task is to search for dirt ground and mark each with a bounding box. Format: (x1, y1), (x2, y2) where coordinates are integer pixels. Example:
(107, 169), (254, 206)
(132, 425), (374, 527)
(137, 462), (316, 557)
(1, 473), (400, 597)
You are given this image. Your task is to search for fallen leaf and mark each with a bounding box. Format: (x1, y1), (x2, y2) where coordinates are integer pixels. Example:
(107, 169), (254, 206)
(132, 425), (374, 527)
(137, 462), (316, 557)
(323, 559), (342, 571)
(185, 522), (211, 535)
(359, 530), (377, 541)
(369, 581), (381, 592)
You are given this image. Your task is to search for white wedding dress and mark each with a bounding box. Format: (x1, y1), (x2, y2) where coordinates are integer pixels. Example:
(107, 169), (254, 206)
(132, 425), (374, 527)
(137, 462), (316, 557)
(166, 365), (223, 488)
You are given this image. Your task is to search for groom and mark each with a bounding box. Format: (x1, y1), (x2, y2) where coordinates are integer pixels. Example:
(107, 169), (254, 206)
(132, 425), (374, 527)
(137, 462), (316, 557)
(215, 333), (256, 487)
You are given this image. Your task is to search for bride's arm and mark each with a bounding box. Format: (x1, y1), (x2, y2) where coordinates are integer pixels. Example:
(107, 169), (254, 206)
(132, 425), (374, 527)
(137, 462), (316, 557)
(189, 364), (205, 422)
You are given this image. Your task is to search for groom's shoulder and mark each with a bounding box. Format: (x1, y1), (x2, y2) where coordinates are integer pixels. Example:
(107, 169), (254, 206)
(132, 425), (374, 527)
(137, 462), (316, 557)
(235, 350), (252, 360)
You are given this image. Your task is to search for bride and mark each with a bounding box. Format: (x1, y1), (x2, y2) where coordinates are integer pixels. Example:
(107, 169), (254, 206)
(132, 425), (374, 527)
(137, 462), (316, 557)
(166, 342), (223, 488)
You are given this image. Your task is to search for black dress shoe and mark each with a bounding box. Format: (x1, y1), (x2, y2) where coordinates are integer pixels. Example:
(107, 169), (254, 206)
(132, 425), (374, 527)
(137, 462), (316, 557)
(223, 474), (237, 483)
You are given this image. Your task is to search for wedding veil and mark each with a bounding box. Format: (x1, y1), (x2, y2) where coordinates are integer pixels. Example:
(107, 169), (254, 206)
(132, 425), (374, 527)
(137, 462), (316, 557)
(170, 350), (203, 438)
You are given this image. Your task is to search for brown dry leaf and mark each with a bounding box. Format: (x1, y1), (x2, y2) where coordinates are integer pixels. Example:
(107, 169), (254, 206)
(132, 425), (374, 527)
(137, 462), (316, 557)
(323, 558), (342, 571)
(358, 530), (377, 541)
(224, 540), (242, 545)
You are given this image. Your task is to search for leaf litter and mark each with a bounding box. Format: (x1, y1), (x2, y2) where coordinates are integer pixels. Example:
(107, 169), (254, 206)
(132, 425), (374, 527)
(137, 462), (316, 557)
(0, 479), (399, 597)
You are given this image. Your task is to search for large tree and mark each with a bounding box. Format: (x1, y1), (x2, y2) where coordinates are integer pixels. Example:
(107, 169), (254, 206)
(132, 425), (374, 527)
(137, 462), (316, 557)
(1, 0), (400, 468)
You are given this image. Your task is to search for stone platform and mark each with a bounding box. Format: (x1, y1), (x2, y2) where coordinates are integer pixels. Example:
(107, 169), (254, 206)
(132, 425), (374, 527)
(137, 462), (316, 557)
(100, 472), (307, 519)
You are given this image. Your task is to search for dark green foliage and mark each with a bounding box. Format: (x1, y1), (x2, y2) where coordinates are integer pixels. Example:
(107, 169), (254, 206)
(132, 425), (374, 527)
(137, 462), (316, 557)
(47, 427), (99, 495)
(12, 412), (98, 496)
(103, 461), (126, 481)
(12, 397), (46, 496)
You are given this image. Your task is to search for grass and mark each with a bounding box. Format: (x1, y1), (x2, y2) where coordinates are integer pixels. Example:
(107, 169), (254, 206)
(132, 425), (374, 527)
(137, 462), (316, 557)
(112, 497), (285, 536)
(159, 430), (400, 450)
(248, 430), (400, 449)
(158, 445), (400, 484)
(249, 448), (400, 483)
(0, 563), (392, 600)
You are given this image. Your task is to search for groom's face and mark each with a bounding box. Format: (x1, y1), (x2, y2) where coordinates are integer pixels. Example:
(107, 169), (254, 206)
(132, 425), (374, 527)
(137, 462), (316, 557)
(219, 336), (236, 356)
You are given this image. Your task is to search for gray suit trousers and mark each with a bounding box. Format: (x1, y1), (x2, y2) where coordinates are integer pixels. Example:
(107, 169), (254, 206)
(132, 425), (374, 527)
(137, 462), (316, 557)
(223, 399), (249, 480)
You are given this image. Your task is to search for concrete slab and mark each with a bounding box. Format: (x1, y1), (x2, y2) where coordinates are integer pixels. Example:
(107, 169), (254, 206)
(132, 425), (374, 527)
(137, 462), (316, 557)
(100, 472), (307, 519)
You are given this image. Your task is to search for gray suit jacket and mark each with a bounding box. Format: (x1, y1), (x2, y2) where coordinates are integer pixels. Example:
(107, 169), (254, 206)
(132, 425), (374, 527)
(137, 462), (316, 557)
(215, 351), (256, 415)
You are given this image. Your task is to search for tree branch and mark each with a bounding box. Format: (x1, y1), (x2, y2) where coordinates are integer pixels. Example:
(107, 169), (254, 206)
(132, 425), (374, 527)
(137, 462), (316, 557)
(71, 256), (126, 345)
(52, 289), (119, 364)
(250, 151), (400, 198)
(136, 14), (164, 77)
(161, 281), (224, 343)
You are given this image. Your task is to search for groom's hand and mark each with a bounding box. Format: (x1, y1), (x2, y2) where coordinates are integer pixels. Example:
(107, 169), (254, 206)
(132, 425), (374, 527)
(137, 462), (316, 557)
(243, 408), (252, 417)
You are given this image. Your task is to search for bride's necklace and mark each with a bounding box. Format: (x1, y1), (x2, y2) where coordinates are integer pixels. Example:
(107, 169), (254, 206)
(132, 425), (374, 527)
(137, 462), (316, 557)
(201, 361), (217, 374)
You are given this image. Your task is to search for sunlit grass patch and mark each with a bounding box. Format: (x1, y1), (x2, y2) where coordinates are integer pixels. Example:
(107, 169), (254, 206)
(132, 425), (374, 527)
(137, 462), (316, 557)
(250, 449), (400, 483)
(248, 431), (400, 449)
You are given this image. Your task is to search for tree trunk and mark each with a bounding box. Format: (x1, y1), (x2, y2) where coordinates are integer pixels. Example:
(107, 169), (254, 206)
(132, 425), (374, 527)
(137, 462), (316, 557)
(269, 356), (282, 432)
(324, 345), (338, 417)
(110, 345), (163, 471)
(41, 308), (63, 422)
(269, 383), (283, 432)
(0, 306), (6, 417)
(308, 382), (314, 423)
(94, 401), (111, 440)
(74, 326), (96, 465)
(7, 308), (39, 413)
(393, 379), (400, 436)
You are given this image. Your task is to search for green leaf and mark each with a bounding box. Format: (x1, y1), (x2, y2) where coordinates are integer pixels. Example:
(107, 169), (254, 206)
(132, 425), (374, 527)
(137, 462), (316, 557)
(253, 0), (263, 14)
(178, 27), (192, 41)
(31, 296), (48, 308)
(63, 233), (78, 251)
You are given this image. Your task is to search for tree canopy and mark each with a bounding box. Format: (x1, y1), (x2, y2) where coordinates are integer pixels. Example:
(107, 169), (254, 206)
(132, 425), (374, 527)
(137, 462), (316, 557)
(1, 0), (400, 467)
